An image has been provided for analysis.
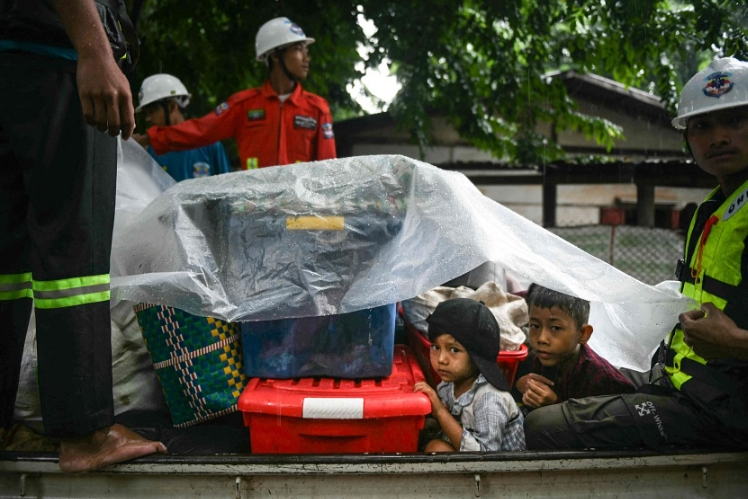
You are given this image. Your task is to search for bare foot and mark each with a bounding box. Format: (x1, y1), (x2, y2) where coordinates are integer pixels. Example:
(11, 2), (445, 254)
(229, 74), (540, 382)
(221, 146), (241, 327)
(58, 424), (167, 473)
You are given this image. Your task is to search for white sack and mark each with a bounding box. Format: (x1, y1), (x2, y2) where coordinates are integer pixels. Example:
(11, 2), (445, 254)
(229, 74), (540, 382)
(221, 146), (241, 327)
(14, 302), (168, 424)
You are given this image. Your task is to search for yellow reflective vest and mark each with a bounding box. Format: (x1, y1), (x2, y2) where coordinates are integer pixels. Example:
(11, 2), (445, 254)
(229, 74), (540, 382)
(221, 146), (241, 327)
(668, 179), (748, 395)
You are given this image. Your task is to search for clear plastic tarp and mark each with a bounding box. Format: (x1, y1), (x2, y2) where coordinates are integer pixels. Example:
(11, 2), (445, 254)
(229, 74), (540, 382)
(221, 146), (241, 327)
(111, 140), (696, 371)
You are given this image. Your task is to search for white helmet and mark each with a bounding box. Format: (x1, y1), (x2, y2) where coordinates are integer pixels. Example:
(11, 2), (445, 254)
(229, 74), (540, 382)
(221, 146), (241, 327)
(136, 74), (191, 112)
(672, 57), (748, 130)
(255, 17), (315, 63)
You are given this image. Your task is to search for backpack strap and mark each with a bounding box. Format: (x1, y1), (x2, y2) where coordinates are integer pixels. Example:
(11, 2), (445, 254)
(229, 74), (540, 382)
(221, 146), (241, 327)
(94, 0), (140, 73)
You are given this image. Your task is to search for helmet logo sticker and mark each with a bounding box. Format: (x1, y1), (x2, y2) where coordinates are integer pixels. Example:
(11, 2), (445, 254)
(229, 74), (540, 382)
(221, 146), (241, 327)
(703, 71), (734, 98)
(287, 21), (305, 37)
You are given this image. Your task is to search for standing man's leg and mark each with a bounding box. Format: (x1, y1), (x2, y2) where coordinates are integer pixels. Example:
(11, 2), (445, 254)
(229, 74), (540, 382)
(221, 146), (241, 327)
(0, 52), (165, 472)
(2, 52), (118, 439)
(0, 116), (34, 435)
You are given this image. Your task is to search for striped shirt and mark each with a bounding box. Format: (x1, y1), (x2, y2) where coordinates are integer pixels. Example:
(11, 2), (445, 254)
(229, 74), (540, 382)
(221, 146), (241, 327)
(437, 374), (526, 451)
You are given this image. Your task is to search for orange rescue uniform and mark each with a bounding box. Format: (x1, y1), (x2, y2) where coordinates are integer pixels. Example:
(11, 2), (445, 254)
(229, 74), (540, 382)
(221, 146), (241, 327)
(147, 80), (336, 169)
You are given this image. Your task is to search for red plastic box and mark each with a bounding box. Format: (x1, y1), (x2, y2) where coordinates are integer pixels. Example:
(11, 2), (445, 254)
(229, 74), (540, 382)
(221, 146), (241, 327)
(238, 345), (432, 454)
(404, 320), (528, 389)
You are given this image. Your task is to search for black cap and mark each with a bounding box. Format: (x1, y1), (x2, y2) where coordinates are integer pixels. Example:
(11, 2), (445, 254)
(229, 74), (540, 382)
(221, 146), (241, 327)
(425, 298), (509, 391)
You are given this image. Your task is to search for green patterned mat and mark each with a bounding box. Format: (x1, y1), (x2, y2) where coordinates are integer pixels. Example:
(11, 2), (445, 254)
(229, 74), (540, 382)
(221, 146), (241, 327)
(134, 304), (248, 427)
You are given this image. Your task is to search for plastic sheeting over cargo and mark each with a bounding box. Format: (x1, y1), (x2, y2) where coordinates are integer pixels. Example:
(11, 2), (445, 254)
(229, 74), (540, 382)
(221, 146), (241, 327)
(111, 142), (696, 371)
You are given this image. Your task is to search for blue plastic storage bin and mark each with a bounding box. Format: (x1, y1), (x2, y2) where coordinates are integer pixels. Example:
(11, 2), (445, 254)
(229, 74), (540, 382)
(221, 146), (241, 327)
(241, 304), (396, 379)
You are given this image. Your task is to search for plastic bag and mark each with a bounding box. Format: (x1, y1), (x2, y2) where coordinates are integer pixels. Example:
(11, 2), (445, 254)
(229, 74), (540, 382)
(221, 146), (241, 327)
(110, 154), (695, 371)
(111, 137), (176, 277)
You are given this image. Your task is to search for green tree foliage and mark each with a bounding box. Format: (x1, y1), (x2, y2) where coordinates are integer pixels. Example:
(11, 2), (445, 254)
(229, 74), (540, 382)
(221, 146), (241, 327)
(130, 0), (748, 164)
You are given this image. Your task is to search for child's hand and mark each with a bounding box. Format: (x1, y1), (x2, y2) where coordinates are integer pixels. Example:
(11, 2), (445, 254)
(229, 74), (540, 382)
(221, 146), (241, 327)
(522, 378), (558, 408)
(414, 381), (445, 416)
(515, 373), (554, 394)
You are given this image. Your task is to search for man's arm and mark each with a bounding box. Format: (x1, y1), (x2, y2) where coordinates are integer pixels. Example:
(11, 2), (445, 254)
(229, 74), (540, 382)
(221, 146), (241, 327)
(50, 0), (135, 139)
(136, 105), (241, 156)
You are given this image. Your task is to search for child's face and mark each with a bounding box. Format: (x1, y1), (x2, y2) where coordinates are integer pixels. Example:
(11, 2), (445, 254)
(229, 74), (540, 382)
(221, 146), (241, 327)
(528, 305), (586, 367)
(686, 107), (748, 180)
(429, 333), (478, 386)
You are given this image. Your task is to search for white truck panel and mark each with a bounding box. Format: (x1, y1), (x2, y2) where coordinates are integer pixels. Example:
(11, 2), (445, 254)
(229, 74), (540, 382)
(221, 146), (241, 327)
(2, 451), (747, 498)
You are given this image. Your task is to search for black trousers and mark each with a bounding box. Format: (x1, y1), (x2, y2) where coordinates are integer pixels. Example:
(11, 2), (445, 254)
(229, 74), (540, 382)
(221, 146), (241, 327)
(0, 52), (116, 438)
(524, 365), (748, 451)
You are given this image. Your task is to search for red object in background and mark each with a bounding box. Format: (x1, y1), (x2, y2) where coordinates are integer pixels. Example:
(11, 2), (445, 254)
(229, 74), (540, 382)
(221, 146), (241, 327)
(404, 319), (528, 389)
(600, 207), (626, 226)
(672, 209), (681, 230)
(238, 345), (431, 454)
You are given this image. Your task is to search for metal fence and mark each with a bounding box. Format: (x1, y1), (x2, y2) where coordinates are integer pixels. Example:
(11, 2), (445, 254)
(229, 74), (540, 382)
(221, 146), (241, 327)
(548, 225), (685, 285)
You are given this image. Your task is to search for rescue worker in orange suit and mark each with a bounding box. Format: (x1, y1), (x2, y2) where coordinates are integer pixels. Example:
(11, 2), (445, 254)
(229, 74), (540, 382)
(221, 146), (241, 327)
(133, 17), (336, 170)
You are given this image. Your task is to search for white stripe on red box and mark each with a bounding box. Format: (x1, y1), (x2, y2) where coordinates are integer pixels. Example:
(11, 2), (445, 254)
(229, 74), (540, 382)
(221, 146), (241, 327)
(302, 398), (364, 419)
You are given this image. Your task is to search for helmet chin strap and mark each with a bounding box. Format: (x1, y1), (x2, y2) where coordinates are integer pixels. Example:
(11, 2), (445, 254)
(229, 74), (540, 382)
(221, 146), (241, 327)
(160, 100), (172, 126)
(683, 131), (695, 161)
(275, 47), (298, 84)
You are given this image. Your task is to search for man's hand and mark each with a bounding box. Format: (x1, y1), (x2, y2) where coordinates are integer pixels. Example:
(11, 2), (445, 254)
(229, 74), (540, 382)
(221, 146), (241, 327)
(50, 0), (135, 139)
(679, 302), (746, 360)
(132, 132), (150, 149)
(77, 52), (135, 139)
(521, 376), (558, 408)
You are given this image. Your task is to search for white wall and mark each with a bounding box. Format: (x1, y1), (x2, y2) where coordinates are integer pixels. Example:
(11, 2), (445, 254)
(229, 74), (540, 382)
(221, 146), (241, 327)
(477, 184), (713, 226)
(350, 143), (500, 164)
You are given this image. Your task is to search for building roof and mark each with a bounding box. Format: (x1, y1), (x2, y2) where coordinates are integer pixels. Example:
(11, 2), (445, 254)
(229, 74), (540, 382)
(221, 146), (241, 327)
(549, 70), (673, 126)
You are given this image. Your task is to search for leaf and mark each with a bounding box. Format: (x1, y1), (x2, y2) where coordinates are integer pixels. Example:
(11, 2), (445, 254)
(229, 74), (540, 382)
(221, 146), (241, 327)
(130, 0), (748, 164)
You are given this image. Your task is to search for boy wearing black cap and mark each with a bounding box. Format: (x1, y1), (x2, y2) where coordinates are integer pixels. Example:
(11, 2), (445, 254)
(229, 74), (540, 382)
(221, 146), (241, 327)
(414, 298), (526, 452)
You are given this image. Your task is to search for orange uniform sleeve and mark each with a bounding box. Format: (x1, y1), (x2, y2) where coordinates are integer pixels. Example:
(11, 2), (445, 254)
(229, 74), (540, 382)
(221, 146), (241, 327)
(147, 95), (244, 156)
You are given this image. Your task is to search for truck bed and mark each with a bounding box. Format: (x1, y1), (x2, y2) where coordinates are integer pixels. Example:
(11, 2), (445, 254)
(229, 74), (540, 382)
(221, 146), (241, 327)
(2, 449), (747, 498)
